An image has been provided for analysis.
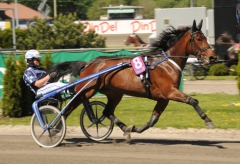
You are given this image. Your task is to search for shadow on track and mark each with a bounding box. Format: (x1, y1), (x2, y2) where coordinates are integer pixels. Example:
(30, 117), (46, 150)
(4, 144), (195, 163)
(61, 137), (240, 149)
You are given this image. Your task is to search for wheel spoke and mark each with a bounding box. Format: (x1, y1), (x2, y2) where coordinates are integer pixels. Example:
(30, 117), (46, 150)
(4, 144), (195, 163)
(80, 101), (114, 141)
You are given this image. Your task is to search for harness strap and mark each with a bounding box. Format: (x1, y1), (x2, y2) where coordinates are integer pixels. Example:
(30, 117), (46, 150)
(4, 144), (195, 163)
(142, 56), (152, 98)
(134, 50), (177, 99)
(148, 50), (169, 68)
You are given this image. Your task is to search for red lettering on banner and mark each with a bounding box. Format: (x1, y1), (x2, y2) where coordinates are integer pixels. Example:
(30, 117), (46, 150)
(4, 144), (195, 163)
(82, 22), (96, 33)
(149, 20), (156, 32)
(131, 20), (156, 33)
(83, 22), (118, 33)
(81, 20), (155, 34)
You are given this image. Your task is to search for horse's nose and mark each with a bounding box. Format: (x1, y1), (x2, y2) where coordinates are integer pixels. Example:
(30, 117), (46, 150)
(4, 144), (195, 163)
(209, 56), (217, 63)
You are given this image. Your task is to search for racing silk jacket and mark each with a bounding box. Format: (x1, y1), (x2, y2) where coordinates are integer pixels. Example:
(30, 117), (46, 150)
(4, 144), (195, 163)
(23, 65), (47, 94)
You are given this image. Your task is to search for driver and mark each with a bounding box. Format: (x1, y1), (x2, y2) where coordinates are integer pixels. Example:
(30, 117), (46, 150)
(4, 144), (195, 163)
(23, 49), (67, 97)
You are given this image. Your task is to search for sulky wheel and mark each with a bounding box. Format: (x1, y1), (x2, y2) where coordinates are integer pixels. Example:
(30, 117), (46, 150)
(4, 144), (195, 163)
(30, 105), (66, 148)
(80, 101), (114, 141)
(194, 67), (207, 80)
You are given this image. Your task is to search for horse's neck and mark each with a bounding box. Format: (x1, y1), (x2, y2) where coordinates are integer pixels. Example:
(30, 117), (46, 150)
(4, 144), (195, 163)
(166, 34), (190, 70)
(133, 40), (143, 47)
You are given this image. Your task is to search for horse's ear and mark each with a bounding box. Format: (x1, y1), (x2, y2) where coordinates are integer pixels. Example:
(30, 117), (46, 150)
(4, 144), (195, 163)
(191, 20), (197, 33)
(197, 19), (203, 30)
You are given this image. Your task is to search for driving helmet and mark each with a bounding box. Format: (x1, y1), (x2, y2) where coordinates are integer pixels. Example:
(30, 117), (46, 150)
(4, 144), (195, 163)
(25, 50), (41, 62)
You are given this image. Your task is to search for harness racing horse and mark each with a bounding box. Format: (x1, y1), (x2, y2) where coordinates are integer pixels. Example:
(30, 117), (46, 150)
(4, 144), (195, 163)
(124, 33), (150, 49)
(216, 32), (239, 68)
(49, 20), (217, 136)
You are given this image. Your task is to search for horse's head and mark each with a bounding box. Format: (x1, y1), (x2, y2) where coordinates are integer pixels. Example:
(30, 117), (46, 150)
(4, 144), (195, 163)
(187, 20), (217, 64)
(216, 32), (235, 45)
(124, 33), (137, 46)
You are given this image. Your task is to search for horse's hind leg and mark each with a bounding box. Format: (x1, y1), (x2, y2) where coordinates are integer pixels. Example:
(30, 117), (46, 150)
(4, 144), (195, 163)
(185, 96), (215, 128)
(102, 92), (130, 132)
(131, 99), (169, 133)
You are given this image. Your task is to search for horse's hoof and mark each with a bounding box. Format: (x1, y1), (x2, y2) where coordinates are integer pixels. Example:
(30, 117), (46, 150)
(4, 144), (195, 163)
(205, 122), (215, 129)
(123, 125), (134, 136)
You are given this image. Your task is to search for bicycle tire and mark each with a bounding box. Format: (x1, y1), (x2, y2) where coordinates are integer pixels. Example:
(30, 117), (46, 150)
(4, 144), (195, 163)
(183, 66), (193, 81)
(30, 105), (66, 148)
(80, 101), (114, 141)
(194, 67), (207, 80)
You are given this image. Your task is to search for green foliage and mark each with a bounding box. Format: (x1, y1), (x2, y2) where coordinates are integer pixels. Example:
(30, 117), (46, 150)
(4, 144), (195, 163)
(229, 65), (237, 76)
(208, 63), (228, 76)
(194, 0), (212, 8)
(1, 55), (22, 117)
(17, 17), (55, 50)
(87, 0), (111, 20)
(87, 0), (157, 19)
(137, 0), (157, 19)
(0, 28), (14, 48)
(1, 94), (240, 130)
(42, 51), (53, 70)
(53, 13), (84, 48)
(16, 13), (106, 49)
(156, 0), (212, 9)
(156, 0), (176, 8)
(16, 55), (34, 116)
(18, 0), (95, 20)
(0, 28), (28, 49)
(16, 0), (213, 21)
(1, 52), (54, 117)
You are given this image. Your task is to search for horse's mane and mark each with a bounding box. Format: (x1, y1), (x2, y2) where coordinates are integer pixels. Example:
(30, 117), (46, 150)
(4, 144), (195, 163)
(47, 27), (191, 77)
(47, 61), (87, 77)
(136, 35), (146, 44)
(152, 26), (191, 51)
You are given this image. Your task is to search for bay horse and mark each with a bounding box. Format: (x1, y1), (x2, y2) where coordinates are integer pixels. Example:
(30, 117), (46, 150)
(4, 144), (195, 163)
(216, 32), (239, 68)
(124, 33), (150, 49)
(49, 20), (217, 136)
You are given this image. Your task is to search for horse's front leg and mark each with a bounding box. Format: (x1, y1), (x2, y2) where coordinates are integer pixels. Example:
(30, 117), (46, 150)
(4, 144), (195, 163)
(167, 88), (215, 129)
(186, 96), (215, 128)
(130, 99), (169, 133)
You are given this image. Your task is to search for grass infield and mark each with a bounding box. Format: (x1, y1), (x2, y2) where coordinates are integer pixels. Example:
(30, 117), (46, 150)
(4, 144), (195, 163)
(0, 93), (240, 130)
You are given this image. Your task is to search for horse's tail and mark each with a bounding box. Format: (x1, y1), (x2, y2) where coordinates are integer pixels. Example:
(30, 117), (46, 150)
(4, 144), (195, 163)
(47, 61), (87, 78)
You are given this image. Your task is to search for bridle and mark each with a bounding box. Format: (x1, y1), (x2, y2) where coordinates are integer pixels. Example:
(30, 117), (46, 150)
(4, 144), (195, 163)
(188, 30), (211, 61)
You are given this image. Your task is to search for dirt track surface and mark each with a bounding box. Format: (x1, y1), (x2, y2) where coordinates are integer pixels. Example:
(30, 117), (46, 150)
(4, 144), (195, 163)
(183, 80), (238, 95)
(1, 126), (240, 164)
(0, 80), (240, 164)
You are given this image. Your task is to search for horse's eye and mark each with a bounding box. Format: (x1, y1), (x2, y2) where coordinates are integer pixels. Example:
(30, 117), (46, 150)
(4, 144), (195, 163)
(197, 38), (201, 42)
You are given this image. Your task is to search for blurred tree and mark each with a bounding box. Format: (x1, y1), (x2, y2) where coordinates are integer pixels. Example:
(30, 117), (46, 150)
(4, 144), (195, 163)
(41, 51), (53, 70)
(17, 13), (105, 49)
(87, 0), (156, 20)
(17, 16), (54, 49)
(17, 0), (94, 20)
(155, 0), (176, 8)
(0, 28), (28, 49)
(155, 0), (212, 9)
(53, 13), (106, 48)
(87, 0), (111, 20)
(1, 56), (22, 117)
(16, 55), (34, 116)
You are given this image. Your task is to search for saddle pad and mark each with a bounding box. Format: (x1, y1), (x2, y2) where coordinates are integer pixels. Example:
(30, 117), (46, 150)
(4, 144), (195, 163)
(131, 56), (146, 75)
